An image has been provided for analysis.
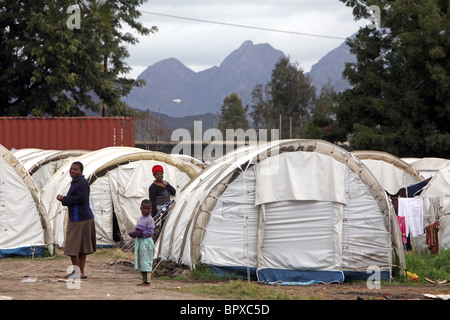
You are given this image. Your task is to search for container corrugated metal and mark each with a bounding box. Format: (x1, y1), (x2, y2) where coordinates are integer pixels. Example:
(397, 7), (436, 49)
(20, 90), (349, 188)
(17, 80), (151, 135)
(0, 117), (135, 150)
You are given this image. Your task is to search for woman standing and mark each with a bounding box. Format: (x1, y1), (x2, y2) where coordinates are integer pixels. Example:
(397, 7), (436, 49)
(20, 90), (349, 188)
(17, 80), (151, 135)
(148, 165), (176, 218)
(57, 161), (96, 279)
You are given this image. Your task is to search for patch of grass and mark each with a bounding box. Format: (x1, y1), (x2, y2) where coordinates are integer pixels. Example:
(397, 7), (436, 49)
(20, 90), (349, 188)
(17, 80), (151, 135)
(156, 262), (321, 299)
(403, 248), (450, 283)
(189, 263), (237, 281)
(177, 280), (322, 300)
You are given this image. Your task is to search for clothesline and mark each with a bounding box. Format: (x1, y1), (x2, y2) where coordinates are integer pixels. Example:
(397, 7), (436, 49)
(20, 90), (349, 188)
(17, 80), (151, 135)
(393, 195), (445, 255)
(398, 197), (424, 238)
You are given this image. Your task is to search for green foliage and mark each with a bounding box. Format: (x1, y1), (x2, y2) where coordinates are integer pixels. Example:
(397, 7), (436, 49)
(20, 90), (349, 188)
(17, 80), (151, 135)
(335, 0), (450, 157)
(218, 92), (249, 135)
(250, 57), (347, 144)
(403, 249), (450, 282)
(249, 57), (316, 139)
(0, 0), (157, 116)
(190, 263), (237, 281)
(180, 280), (320, 300)
(303, 82), (348, 143)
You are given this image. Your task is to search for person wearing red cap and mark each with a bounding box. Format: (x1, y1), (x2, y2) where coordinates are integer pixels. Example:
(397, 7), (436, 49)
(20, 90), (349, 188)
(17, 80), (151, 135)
(149, 165), (176, 218)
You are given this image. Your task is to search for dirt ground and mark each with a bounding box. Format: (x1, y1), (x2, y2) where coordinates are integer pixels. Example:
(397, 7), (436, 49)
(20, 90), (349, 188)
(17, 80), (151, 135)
(0, 251), (448, 301)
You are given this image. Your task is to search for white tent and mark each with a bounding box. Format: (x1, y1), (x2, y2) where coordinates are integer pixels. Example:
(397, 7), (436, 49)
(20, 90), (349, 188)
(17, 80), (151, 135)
(353, 151), (424, 195)
(171, 154), (204, 169)
(0, 145), (53, 258)
(156, 140), (405, 284)
(9, 148), (43, 160)
(414, 163), (450, 250)
(40, 147), (201, 247)
(403, 157), (450, 179)
(12, 148), (88, 190)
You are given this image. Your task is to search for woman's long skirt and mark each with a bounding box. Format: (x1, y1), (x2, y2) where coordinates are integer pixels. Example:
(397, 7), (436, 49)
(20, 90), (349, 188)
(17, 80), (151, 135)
(64, 219), (96, 256)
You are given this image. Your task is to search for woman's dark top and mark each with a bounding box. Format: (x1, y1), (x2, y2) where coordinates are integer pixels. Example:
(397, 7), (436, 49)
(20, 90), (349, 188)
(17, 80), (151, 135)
(149, 181), (176, 217)
(62, 175), (94, 222)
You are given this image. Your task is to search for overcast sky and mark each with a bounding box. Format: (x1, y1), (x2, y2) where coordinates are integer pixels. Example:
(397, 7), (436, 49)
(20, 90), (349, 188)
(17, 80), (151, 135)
(123, 0), (368, 79)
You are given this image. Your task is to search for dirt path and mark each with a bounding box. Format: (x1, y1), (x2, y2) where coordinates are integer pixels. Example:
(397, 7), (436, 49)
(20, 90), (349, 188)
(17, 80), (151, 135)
(0, 252), (448, 301)
(0, 255), (211, 300)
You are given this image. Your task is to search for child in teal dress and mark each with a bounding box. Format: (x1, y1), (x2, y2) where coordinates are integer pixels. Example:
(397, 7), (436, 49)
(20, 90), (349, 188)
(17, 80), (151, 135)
(128, 199), (155, 286)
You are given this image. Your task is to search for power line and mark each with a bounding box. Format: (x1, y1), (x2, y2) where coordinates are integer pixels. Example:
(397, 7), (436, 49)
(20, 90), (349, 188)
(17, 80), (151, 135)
(141, 11), (348, 40)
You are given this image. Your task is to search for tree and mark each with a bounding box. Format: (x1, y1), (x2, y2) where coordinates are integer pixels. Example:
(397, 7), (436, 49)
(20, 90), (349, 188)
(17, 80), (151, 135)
(303, 82), (347, 143)
(249, 57), (316, 139)
(335, 0), (449, 157)
(218, 92), (249, 135)
(134, 109), (171, 151)
(0, 0), (157, 116)
(249, 83), (273, 130)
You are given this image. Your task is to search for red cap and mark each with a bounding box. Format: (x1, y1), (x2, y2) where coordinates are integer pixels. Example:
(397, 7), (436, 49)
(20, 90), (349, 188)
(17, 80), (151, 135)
(152, 165), (164, 175)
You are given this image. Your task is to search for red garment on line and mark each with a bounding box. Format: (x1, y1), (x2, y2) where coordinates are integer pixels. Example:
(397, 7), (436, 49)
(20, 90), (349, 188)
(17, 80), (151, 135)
(397, 216), (407, 245)
(425, 221), (440, 255)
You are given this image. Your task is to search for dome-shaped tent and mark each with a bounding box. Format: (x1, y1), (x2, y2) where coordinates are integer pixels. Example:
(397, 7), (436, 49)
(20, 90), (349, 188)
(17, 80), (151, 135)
(403, 157), (450, 179)
(13, 148), (88, 190)
(156, 140), (405, 284)
(0, 145), (53, 257)
(41, 147), (201, 247)
(352, 150), (424, 195)
(414, 163), (450, 250)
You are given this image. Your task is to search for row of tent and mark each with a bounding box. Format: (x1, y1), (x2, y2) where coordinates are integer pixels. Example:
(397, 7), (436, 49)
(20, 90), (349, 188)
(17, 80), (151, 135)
(0, 140), (448, 284)
(0, 144), (202, 257)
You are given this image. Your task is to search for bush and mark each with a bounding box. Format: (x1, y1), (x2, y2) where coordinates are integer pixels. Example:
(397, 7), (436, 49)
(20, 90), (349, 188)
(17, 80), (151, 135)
(404, 249), (450, 282)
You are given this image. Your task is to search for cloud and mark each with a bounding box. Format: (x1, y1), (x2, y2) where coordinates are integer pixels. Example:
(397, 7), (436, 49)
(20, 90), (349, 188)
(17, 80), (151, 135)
(123, 0), (367, 79)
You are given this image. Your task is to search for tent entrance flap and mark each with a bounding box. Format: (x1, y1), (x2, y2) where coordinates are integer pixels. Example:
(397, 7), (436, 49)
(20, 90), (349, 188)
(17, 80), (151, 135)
(256, 200), (344, 282)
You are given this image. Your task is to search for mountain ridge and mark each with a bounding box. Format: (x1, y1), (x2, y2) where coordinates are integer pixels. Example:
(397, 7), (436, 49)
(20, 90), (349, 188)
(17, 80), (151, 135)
(124, 39), (354, 120)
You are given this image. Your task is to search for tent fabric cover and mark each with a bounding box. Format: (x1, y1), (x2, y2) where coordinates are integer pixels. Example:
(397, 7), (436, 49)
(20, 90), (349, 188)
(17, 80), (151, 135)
(200, 164), (391, 284)
(255, 152), (346, 205)
(353, 151), (424, 195)
(95, 160), (191, 246)
(0, 145), (53, 257)
(406, 157), (450, 179)
(413, 164), (450, 250)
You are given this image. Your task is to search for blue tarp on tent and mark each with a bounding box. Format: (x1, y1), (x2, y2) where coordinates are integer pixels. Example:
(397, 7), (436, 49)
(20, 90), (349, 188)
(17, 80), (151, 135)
(0, 246), (46, 259)
(257, 268), (344, 284)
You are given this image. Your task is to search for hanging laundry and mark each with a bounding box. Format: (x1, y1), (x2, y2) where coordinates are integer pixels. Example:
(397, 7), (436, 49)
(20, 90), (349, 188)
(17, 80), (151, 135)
(397, 216), (407, 244)
(398, 198), (424, 237)
(425, 221), (440, 255)
(422, 196), (443, 226)
(406, 178), (431, 197)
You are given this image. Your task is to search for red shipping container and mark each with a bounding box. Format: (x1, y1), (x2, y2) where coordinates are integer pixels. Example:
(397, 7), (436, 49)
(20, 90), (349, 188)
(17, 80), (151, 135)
(0, 117), (135, 151)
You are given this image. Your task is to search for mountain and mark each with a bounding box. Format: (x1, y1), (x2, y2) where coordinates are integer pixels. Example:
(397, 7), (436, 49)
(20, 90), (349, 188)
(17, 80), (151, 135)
(307, 34), (356, 94)
(124, 39), (355, 121)
(124, 40), (286, 117)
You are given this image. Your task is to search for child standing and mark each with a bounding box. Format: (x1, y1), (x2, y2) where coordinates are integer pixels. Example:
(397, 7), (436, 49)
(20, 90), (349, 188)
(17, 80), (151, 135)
(128, 199), (155, 286)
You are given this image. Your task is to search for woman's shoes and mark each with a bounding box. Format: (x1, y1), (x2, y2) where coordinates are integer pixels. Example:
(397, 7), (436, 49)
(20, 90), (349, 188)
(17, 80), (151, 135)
(64, 272), (87, 279)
